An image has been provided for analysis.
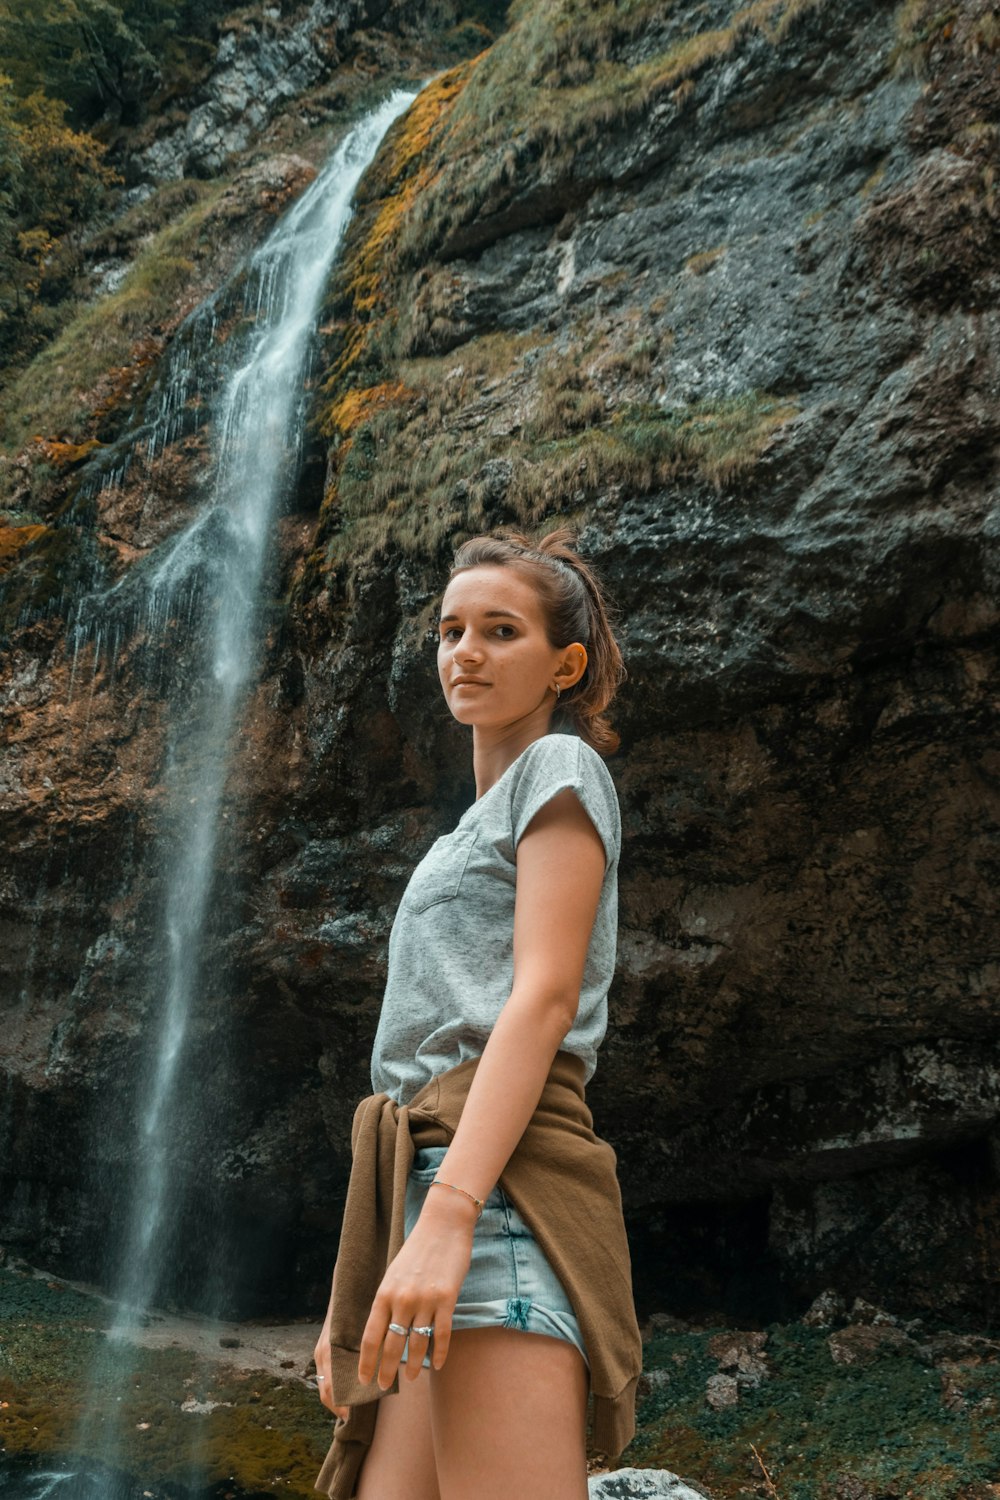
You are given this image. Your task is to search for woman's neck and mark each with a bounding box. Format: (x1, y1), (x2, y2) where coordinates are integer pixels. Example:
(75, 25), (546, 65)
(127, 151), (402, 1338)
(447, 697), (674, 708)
(472, 709), (554, 798)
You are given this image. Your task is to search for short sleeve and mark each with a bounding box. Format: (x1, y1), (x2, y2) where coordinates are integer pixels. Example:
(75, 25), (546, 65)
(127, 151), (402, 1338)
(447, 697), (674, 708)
(508, 735), (621, 869)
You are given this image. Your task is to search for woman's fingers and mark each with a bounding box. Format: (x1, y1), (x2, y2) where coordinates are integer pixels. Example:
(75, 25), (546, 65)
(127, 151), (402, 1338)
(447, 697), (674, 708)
(313, 1336), (338, 1413)
(400, 1307), (440, 1381)
(358, 1298), (453, 1389)
(430, 1302), (452, 1370)
(358, 1290), (401, 1386)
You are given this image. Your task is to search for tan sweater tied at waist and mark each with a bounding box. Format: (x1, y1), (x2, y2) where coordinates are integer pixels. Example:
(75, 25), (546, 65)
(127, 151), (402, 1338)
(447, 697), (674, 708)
(313, 1049), (643, 1500)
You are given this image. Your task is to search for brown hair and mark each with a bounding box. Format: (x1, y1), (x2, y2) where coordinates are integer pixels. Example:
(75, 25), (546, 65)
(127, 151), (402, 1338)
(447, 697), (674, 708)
(449, 525), (626, 756)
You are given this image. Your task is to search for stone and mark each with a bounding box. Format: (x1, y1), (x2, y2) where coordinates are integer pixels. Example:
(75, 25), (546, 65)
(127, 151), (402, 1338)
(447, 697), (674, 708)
(834, 1478), (877, 1500)
(589, 1470), (710, 1500)
(704, 1330), (770, 1400)
(704, 1372), (740, 1409)
(848, 1297), (897, 1327)
(915, 1331), (1000, 1365)
(801, 1289), (848, 1328)
(826, 1324), (922, 1367)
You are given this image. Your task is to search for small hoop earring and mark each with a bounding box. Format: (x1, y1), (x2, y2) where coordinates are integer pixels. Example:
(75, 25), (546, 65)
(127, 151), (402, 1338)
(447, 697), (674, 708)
(554, 683), (562, 699)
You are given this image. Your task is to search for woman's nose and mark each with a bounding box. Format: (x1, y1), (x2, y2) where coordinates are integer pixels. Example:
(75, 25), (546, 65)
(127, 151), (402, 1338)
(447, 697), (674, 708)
(456, 632), (483, 662)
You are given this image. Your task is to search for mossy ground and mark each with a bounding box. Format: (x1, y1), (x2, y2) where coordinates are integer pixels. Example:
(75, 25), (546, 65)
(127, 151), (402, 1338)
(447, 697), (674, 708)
(0, 1266), (331, 1498)
(623, 1323), (1000, 1499)
(5, 1265), (999, 1498)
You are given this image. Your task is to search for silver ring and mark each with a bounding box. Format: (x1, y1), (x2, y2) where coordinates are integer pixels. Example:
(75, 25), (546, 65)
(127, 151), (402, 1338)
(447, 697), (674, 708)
(411, 1324), (434, 1337)
(316, 1374), (325, 1381)
(388, 1321), (411, 1336)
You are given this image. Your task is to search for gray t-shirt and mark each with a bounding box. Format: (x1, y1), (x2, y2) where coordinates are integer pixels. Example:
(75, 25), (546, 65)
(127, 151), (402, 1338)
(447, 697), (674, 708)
(369, 732), (621, 1106)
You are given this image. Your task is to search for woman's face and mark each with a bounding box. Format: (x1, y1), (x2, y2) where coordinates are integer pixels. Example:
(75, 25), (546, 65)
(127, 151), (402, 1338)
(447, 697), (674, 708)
(437, 564), (585, 734)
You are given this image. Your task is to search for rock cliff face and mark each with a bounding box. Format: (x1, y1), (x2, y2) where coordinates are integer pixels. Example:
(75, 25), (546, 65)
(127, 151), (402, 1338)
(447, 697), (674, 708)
(1, 0), (999, 1324)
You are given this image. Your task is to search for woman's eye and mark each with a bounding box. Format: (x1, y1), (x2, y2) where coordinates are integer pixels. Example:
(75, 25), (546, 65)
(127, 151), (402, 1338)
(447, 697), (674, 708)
(494, 625), (517, 639)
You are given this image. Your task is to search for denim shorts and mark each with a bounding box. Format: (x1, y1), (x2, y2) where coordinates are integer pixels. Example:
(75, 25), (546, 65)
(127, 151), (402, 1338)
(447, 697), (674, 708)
(398, 1145), (589, 1370)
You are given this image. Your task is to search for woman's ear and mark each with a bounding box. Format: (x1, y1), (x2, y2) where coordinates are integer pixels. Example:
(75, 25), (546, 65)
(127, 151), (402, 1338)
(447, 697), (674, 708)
(554, 643), (588, 693)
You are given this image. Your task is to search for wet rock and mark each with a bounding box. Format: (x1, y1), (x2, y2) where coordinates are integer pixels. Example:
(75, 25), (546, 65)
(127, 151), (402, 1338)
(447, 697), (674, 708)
(179, 1395), (234, 1413)
(915, 1331), (1000, 1365)
(135, 0), (379, 182)
(588, 1470), (709, 1500)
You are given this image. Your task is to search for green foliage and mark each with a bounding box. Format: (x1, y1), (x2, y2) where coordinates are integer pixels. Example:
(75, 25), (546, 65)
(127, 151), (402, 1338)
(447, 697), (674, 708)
(0, 0), (227, 128)
(0, 0), (233, 381)
(0, 73), (119, 368)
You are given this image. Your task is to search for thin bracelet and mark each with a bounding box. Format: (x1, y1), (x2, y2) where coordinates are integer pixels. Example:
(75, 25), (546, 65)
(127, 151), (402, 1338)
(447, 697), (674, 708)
(429, 1177), (484, 1219)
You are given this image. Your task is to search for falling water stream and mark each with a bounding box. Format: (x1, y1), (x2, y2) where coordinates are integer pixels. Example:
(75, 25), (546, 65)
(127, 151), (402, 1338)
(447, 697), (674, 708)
(1, 87), (417, 1499)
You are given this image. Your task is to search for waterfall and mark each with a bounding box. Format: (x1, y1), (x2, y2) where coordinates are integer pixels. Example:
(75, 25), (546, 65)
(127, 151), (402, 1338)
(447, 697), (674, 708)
(100, 80), (415, 1333)
(1, 86), (417, 1500)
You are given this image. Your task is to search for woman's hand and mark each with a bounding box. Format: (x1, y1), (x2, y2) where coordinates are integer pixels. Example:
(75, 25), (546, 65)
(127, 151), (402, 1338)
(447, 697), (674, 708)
(358, 1187), (478, 1389)
(313, 1266), (350, 1420)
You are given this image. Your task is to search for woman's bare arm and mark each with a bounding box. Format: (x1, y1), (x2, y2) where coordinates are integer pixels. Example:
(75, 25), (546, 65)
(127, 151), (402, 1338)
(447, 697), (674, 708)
(357, 786), (607, 1388)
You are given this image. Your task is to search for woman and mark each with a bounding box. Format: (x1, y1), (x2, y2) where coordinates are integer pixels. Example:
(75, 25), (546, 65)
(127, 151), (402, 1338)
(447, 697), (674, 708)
(313, 527), (643, 1500)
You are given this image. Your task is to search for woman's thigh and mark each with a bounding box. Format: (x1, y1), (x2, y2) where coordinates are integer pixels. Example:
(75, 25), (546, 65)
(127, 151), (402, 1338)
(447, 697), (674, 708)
(430, 1326), (590, 1500)
(354, 1371), (439, 1500)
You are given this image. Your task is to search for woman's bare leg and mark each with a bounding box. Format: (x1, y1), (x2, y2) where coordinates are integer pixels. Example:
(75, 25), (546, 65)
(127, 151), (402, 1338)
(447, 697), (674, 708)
(354, 1365), (440, 1500)
(430, 1328), (589, 1500)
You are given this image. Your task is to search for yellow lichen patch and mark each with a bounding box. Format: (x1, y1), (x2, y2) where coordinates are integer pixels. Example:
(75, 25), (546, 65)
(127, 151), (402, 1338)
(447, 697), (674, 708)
(326, 380), (414, 438)
(346, 59), (480, 316)
(384, 57), (485, 182)
(0, 523), (50, 567)
(31, 436), (103, 468)
(318, 60), (480, 406)
(349, 175), (427, 316)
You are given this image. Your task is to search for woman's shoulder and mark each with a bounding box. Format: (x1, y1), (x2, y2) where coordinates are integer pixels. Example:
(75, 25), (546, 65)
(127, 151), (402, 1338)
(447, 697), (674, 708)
(515, 733), (618, 791)
(507, 733), (621, 854)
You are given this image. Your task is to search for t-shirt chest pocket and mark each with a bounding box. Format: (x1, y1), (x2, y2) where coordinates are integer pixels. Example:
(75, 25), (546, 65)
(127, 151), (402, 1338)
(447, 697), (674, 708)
(402, 827), (478, 914)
